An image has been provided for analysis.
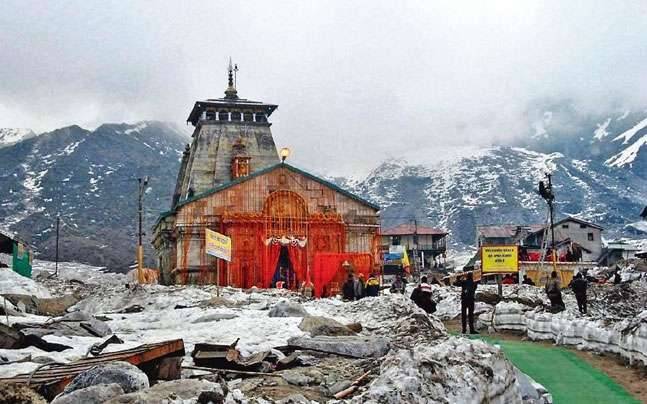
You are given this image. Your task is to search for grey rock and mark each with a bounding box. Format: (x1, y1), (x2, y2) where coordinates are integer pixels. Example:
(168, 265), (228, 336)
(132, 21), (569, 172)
(197, 389), (225, 404)
(59, 311), (92, 322)
(515, 368), (539, 400)
(63, 361), (149, 395)
(192, 312), (238, 323)
(277, 393), (310, 404)
(52, 383), (124, 404)
(281, 370), (315, 386)
(287, 335), (390, 358)
(105, 379), (223, 403)
(298, 316), (356, 337)
(0, 382), (47, 403)
(328, 380), (352, 395)
(268, 301), (309, 318)
(20, 312), (112, 338)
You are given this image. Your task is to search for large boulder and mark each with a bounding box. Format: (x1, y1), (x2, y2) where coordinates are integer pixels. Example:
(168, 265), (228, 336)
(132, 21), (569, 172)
(287, 335), (390, 358)
(62, 361), (149, 396)
(268, 301), (309, 318)
(1, 294), (79, 316)
(298, 316), (356, 337)
(20, 311), (112, 338)
(0, 382), (47, 404)
(51, 384), (124, 404)
(104, 379), (224, 403)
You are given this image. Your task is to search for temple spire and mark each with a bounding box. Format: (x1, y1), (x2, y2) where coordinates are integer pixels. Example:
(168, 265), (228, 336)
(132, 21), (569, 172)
(224, 57), (238, 99)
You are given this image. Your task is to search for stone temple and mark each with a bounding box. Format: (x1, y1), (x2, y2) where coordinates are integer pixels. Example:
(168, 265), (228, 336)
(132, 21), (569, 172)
(154, 63), (380, 294)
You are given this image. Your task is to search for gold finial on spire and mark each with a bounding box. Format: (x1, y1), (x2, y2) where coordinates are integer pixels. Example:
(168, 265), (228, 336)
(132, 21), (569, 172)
(225, 57), (238, 99)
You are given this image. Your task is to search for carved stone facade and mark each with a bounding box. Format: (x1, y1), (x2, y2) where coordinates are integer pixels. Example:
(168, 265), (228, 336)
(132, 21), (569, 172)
(154, 70), (380, 289)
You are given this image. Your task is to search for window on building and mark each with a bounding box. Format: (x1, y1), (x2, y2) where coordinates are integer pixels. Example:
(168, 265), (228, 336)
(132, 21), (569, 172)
(561, 224), (569, 229)
(243, 112), (253, 122)
(218, 110), (229, 121)
(256, 113), (267, 123)
(205, 110), (216, 120)
(392, 236), (401, 245)
(230, 111), (241, 121)
(587, 233), (594, 241)
(580, 224), (587, 229)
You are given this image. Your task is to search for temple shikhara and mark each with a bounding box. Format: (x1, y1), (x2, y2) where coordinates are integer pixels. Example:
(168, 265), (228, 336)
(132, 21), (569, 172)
(153, 62), (380, 296)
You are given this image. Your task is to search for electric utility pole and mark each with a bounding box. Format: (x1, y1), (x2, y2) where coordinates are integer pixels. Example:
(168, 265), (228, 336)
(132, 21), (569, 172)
(55, 216), (60, 277)
(137, 177), (149, 283)
(539, 173), (557, 272)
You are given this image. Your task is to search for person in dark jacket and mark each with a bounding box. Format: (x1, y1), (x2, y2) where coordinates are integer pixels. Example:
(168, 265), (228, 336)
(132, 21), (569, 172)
(342, 273), (355, 301)
(365, 273), (380, 297)
(571, 273), (588, 314)
(354, 274), (366, 300)
(545, 271), (565, 312)
(614, 271), (622, 285)
(522, 275), (536, 286)
(410, 276), (436, 314)
(458, 272), (478, 334)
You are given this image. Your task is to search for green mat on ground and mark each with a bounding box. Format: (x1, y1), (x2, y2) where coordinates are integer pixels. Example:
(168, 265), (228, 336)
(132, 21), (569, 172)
(470, 335), (639, 404)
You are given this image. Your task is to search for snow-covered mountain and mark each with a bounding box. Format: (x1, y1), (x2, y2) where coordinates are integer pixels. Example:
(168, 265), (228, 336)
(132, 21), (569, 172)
(336, 106), (647, 250)
(0, 121), (189, 270)
(522, 104), (647, 177)
(1, 106), (646, 269)
(0, 128), (36, 148)
(343, 146), (647, 248)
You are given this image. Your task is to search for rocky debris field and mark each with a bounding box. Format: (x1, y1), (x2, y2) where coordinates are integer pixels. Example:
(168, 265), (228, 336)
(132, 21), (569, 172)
(0, 261), (559, 403)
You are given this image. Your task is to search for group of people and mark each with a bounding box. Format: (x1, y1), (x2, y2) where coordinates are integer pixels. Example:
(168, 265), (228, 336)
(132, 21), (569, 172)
(545, 269), (625, 315)
(342, 272), (380, 300)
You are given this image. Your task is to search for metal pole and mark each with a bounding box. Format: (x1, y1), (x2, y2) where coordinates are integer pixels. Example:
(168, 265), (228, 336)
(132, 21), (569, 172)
(137, 178), (143, 283)
(55, 216), (60, 277)
(216, 259), (221, 297)
(547, 174), (557, 272)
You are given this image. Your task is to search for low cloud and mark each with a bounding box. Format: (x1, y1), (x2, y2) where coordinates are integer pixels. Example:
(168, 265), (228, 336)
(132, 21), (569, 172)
(2, 0), (647, 175)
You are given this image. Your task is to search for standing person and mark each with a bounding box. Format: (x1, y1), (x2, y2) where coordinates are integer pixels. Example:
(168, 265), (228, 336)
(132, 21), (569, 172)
(390, 274), (406, 294)
(342, 273), (355, 301)
(365, 273), (380, 297)
(545, 271), (565, 312)
(410, 276), (436, 313)
(614, 271), (621, 285)
(458, 273), (478, 334)
(354, 274), (366, 300)
(571, 272), (588, 314)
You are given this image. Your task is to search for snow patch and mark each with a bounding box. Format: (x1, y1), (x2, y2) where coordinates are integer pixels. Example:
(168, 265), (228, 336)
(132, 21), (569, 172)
(606, 133), (647, 167)
(593, 118), (611, 141)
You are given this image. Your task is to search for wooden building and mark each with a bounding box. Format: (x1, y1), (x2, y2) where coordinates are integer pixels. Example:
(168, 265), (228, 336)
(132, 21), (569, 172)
(153, 63), (380, 294)
(380, 224), (447, 269)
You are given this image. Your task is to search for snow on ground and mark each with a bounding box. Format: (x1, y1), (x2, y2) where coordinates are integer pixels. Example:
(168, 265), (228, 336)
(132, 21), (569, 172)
(32, 260), (128, 288)
(0, 262), (533, 403)
(0, 267), (51, 298)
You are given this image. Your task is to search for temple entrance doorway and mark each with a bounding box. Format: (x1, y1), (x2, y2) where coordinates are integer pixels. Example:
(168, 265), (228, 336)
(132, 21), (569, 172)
(272, 245), (295, 289)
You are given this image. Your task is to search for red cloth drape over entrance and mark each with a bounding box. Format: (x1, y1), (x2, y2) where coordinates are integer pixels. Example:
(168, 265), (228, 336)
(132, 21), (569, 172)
(262, 242), (281, 288)
(287, 244), (306, 289)
(312, 253), (373, 297)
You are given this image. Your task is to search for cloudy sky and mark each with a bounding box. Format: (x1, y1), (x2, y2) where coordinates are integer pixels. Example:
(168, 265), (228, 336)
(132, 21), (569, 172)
(2, 1), (647, 175)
